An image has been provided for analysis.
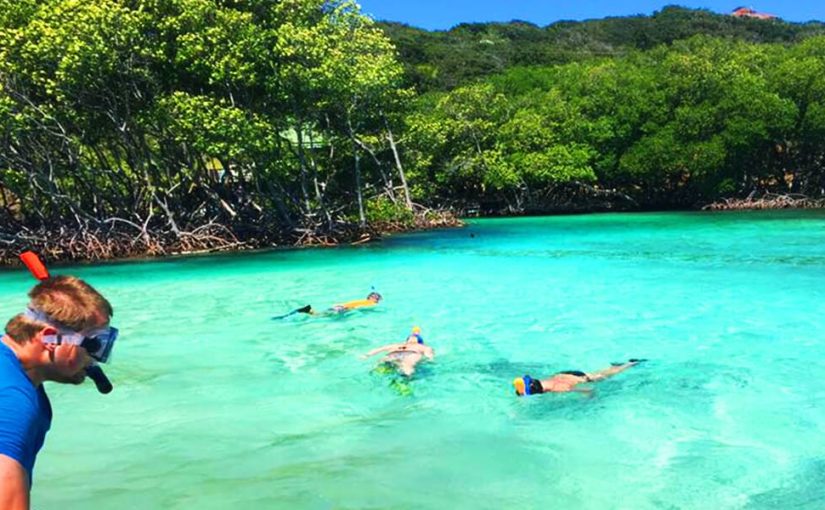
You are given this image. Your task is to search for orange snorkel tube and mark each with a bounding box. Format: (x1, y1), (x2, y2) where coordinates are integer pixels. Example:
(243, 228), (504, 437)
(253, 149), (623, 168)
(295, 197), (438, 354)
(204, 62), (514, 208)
(20, 251), (50, 281)
(19, 251), (113, 394)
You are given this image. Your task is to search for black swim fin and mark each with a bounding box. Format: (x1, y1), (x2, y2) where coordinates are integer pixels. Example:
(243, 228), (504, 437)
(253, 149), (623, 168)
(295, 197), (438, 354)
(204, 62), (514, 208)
(272, 304), (313, 320)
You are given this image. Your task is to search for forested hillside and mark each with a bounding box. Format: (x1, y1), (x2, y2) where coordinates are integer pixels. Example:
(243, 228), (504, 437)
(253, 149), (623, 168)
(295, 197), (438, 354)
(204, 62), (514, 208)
(383, 7), (825, 213)
(379, 6), (825, 91)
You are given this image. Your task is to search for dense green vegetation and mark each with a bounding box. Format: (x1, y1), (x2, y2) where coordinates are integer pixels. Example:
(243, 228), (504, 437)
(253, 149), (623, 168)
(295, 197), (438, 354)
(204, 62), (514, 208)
(402, 36), (825, 212)
(1, 3), (825, 262)
(0, 0), (415, 260)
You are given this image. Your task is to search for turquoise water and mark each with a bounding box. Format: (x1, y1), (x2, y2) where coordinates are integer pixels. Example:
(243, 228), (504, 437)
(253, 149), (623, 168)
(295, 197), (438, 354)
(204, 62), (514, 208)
(2, 210), (825, 509)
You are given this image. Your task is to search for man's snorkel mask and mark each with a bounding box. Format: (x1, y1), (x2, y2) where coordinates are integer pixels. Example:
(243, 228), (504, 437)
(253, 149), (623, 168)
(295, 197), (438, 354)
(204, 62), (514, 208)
(24, 309), (118, 364)
(19, 251), (115, 394)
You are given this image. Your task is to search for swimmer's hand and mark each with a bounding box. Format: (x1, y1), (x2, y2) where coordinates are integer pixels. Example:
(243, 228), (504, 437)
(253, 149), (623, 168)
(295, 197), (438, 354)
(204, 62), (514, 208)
(611, 358), (647, 367)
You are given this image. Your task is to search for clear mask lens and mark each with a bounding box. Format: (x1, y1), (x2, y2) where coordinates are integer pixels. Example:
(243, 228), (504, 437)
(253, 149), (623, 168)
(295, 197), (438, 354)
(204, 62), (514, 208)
(81, 327), (118, 363)
(42, 327), (118, 364)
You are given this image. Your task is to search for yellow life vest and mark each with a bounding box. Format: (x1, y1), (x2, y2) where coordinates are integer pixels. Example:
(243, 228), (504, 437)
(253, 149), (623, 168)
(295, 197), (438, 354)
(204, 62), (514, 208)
(338, 299), (377, 310)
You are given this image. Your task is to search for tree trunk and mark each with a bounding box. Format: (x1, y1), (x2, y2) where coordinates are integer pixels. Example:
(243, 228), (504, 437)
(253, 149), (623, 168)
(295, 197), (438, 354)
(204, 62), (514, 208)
(353, 135), (396, 203)
(347, 115), (366, 227)
(383, 113), (413, 210)
(292, 117), (313, 214)
(307, 126), (332, 229)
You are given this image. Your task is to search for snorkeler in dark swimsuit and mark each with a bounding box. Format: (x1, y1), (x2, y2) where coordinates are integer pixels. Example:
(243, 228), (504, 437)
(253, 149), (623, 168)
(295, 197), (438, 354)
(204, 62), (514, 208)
(513, 359), (646, 396)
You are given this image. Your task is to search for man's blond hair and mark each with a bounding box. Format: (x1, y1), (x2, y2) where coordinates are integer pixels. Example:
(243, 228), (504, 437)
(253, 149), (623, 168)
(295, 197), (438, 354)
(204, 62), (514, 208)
(4, 275), (113, 343)
(4, 314), (45, 344)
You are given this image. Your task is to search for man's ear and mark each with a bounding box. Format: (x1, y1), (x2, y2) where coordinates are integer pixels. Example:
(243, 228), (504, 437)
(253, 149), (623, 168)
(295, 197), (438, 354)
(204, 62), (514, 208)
(37, 327), (58, 352)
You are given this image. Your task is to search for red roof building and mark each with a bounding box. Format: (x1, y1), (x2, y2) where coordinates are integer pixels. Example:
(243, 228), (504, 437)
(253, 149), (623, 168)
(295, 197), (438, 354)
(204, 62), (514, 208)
(731, 7), (777, 20)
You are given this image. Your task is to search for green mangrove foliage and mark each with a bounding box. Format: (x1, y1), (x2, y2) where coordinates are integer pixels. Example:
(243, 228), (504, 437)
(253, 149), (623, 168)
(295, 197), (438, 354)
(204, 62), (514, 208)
(0, 0), (414, 259)
(403, 35), (825, 212)
(2, 3), (825, 262)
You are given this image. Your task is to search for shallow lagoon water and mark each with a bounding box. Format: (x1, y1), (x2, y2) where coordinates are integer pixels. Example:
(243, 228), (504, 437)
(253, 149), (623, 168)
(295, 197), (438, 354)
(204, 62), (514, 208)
(2, 210), (825, 509)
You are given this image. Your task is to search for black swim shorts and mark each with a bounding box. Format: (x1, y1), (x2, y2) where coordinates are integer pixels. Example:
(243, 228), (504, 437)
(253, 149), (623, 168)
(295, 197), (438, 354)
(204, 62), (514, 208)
(528, 378), (544, 395)
(556, 370), (592, 381)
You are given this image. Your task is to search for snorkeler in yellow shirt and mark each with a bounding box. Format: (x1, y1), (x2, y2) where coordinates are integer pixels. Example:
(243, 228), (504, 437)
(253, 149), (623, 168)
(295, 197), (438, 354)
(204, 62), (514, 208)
(272, 292), (382, 319)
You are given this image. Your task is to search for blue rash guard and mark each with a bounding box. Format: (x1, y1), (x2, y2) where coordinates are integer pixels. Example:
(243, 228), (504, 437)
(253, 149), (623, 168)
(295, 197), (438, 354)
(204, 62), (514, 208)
(0, 342), (52, 486)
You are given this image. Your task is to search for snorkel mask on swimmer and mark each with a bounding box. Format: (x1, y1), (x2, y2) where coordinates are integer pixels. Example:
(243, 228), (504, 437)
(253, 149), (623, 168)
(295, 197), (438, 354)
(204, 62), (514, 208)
(409, 326), (424, 344)
(513, 375), (541, 397)
(367, 291), (383, 303)
(19, 251), (116, 394)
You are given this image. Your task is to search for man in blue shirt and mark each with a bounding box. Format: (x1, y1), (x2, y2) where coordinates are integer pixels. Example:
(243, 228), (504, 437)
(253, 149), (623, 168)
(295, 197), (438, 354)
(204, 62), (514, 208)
(0, 275), (115, 510)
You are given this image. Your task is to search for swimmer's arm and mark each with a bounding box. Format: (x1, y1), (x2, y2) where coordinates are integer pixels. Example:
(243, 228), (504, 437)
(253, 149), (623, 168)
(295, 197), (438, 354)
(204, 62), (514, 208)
(360, 344), (396, 359)
(0, 454), (29, 510)
(424, 346), (435, 360)
(572, 387), (594, 396)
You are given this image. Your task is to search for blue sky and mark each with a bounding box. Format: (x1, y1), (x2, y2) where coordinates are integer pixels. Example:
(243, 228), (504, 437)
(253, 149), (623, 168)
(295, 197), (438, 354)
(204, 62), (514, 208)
(356, 1), (825, 30)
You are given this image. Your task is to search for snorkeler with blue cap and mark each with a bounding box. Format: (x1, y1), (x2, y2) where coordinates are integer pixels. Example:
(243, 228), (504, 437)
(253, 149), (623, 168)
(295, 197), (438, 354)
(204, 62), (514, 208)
(360, 326), (434, 376)
(513, 359), (646, 396)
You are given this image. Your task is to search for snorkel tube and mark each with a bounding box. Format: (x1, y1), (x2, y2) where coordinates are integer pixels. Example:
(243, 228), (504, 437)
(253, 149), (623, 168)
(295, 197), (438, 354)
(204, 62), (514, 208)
(85, 364), (113, 394)
(19, 251), (114, 395)
(20, 251), (49, 280)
